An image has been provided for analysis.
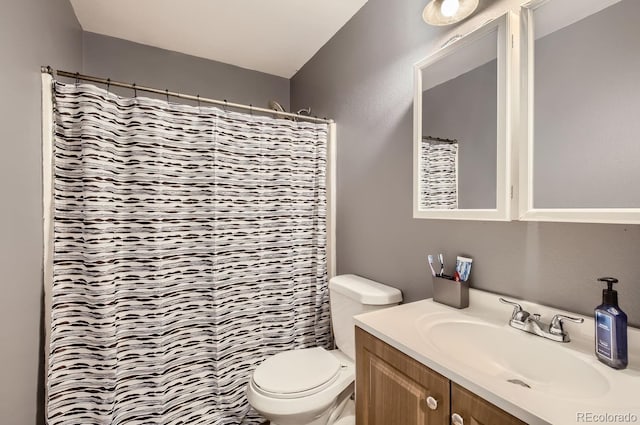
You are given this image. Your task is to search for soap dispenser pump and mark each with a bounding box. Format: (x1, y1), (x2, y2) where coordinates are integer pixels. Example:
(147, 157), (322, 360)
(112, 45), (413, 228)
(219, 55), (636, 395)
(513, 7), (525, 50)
(594, 277), (628, 369)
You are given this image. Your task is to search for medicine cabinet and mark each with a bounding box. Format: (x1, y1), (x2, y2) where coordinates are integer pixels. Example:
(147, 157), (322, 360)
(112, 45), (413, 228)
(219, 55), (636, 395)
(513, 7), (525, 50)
(519, 0), (640, 224)
(413, 12), (519, 221)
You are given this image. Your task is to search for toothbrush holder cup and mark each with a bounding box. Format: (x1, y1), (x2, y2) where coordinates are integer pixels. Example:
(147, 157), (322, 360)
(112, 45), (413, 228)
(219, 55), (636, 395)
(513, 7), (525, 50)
(432, 276), (469, 309)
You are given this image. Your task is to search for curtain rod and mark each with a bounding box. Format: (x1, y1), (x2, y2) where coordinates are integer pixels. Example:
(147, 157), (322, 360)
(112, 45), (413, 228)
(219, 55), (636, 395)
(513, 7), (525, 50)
(422, 135), (458, 143)
(41, 66), (333, 124)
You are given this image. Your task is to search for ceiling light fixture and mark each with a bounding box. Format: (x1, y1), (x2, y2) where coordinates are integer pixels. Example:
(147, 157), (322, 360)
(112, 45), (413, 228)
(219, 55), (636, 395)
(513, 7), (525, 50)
(422, 0), (479, 26)
(440, 0), (460, 17)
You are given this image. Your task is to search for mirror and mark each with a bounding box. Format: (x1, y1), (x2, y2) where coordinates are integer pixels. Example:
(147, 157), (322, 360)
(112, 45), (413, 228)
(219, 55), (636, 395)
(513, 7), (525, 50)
(520, 0), (640, 223)
(413, 12), (518, 221)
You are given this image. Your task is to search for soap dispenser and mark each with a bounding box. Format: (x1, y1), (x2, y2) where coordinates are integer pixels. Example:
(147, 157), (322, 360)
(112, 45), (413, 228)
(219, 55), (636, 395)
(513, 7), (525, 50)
(594, 277), (628, 369)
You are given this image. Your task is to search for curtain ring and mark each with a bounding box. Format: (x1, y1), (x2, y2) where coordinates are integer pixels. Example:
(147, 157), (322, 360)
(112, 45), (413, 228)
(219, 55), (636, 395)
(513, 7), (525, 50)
(75, 72), (80, 87)
(196, 94), (201, 110)
(132, 83), (137, 97)
(223, 99), (228, 112)
(106, 78), (111, 94)
(250, 104), (253, 115)
(165, 89), (169, 103)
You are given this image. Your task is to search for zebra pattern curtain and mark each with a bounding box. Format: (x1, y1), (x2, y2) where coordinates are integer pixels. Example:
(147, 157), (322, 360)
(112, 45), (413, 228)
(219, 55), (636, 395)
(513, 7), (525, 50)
(419, 139), (458, 209)
(46, 81), (331, 424)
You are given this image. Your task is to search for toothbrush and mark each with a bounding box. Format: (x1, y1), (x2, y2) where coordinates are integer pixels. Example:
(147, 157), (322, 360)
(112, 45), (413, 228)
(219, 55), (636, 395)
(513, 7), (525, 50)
(438, 253), (445, 276)
(427, 255), (436, 276)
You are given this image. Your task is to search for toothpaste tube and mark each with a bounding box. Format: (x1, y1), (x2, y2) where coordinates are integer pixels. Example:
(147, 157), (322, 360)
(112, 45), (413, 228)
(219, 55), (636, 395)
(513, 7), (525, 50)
(455, 256), (473, 282)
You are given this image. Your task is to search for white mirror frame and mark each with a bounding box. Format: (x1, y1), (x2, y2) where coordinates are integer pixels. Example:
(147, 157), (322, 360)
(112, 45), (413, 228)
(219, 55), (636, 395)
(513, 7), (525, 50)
(413, 12), (519, 221)
(518, 0), (640, 224)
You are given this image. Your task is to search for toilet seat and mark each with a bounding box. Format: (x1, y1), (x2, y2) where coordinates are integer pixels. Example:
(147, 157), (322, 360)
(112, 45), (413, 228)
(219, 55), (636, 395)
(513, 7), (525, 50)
(247, 349), (355, 424)
(252, 347), (341, 399)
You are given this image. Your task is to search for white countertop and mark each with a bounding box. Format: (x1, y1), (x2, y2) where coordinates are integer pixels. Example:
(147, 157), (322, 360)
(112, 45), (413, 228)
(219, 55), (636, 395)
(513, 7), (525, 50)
(354, 289), (640, 425)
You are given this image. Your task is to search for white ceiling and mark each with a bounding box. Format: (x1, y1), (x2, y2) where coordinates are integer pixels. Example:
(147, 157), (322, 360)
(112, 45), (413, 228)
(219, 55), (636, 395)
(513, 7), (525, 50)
(70, 0), (368, 79)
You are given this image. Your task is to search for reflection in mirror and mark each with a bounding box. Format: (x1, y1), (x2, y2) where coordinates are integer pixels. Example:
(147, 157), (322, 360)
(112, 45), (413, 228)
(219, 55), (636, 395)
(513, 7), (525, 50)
(419, 136), (459, 209)
(421, 37), (497, 209)
(529, 0), (640, 210)
(414, 12), (517, 221)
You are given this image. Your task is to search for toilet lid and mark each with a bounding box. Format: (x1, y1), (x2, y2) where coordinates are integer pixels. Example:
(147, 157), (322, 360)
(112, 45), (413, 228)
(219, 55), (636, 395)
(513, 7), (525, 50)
(253, 347), (341, 396)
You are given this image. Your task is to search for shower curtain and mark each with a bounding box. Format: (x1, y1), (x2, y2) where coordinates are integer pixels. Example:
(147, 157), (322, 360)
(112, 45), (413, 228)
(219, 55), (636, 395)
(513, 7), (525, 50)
(44, 79), (332, 425)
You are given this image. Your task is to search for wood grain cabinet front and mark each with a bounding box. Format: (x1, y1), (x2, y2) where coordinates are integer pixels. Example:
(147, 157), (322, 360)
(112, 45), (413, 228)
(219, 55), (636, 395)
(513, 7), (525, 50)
(355, 327), (527, 425)
(356, 327), (450, 425)
(450, 382), (526, 425)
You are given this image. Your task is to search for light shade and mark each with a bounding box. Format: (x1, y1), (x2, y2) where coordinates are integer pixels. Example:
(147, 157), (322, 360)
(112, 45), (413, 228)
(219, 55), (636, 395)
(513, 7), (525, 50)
(422, 0), (479, 26)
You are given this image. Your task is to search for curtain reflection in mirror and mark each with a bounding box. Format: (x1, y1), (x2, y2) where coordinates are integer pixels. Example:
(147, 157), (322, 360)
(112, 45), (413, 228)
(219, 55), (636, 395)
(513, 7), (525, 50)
(420, 136), (458, 209)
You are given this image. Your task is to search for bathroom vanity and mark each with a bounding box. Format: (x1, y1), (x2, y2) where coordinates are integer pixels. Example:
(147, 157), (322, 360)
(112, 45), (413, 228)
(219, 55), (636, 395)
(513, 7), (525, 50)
(354, 290), (640, 425)
(355, 327), (524, 425)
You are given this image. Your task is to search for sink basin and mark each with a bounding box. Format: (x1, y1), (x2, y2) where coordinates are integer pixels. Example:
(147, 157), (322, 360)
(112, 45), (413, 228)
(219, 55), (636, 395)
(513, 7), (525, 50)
(418, 318), (609, 399)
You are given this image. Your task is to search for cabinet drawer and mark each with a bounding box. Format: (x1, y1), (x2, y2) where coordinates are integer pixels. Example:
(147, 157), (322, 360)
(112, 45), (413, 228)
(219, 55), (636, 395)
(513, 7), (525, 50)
(451, 382), (527, 425)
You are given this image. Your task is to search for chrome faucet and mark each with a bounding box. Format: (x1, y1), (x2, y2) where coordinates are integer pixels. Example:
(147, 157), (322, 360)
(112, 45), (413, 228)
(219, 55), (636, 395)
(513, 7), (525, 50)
(499, 298), (584, 343)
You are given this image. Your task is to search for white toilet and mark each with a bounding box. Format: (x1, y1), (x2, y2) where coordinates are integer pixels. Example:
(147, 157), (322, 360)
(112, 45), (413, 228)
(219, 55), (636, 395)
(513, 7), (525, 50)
(246, 274), (402, 425)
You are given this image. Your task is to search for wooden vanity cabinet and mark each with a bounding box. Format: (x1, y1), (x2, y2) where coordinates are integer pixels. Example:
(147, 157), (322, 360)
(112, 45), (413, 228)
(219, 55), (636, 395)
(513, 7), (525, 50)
(355, 327), (526, 425)
(451, 382), (526, 425)
(355, 326), (450, 424)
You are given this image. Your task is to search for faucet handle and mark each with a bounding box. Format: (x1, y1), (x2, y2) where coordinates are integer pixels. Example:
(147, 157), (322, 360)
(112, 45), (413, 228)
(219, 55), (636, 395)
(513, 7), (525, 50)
(499, 298), (529, 322)
(550, 314), (584, 335)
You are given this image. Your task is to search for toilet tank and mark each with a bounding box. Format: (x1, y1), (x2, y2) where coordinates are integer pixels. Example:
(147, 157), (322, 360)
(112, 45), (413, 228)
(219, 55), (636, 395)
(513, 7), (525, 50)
(329, 274), (402, 360)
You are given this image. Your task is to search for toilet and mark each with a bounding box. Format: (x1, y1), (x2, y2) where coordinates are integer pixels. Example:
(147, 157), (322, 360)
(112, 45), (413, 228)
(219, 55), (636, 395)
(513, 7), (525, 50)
(246, 274), (402, 425)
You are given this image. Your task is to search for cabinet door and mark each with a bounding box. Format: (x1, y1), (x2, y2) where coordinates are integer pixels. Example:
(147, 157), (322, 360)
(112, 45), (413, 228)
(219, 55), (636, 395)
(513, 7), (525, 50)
(451, 383), (526, 425)
(356, 327), (450, 425)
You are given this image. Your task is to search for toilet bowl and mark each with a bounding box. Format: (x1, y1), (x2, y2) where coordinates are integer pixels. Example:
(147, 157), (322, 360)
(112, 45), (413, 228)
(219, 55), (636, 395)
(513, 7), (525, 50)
(246, 274), (402, 425)
(247, 348), (354, 425)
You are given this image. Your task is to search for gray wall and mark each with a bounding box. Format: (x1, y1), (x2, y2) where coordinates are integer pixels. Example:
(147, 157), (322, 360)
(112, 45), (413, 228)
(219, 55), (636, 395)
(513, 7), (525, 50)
(83, 32), (290, 111)
(534, 0), (640, 208)
(422, 60), (497, 209)
(291, 0), (640, 326)
(2, 1), (639, 423)
(0, 1), (82, 424)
